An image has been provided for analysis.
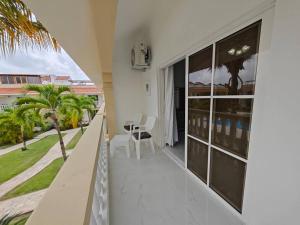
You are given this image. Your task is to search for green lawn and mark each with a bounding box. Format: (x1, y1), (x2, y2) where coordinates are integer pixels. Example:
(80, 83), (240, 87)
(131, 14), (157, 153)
(66, 128), (87, 150)
(0, 134), (62, 185)
(1, 158), (64, 200)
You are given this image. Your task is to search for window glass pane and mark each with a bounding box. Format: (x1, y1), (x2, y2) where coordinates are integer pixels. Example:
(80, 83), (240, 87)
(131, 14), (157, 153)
(211, 98), (253, 159)
(16, 76), (22, 84)
(188, 99), (210, 142)
(7, 76), (14, 84)
(187, 137), (208, 183)
(214, 21), (261, 95)
(27, 76), (41, 84)
(27, 76), (34, 84)
(188, 45), (213, 96)
(209, 148), (246, 212)
(0, 76), (8, 84)
(21, 76), (27, 83)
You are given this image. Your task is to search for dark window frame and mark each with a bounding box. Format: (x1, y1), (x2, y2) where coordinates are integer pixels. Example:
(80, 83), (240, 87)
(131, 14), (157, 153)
(186, 20), (261, 213)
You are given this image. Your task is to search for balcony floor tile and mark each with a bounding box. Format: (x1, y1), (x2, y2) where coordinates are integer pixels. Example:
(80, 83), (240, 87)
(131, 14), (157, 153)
(109, 146), (244, 225)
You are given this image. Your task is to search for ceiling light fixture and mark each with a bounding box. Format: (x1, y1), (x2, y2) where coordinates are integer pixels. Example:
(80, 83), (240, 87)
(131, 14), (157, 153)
(228, 48), (236, 55)
(236, 50), (242, 56)
(242, 45), (250, 52)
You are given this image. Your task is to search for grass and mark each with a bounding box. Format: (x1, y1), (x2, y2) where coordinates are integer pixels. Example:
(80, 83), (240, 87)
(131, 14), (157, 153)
(1, 158), (64, 200)
(0, 134), (63, 185)
(66, 128), (87, 150)
(8, 212), (31, 225)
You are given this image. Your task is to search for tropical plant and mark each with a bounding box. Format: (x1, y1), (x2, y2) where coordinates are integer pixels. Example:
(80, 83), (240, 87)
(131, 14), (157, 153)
(0, 107), (42, 150)
(17, 84), (71, 161)
(82, 95), (97, 121)
(0, 213), (27, 225)
(60, 95), (96, 134)
(0, 0), (60, 55)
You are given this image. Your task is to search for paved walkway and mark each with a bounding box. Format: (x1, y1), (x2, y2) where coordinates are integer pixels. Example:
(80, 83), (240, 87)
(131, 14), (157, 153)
(0, 129), (58, 156)
(0, 189), (46, 217)
(0, 128), (80, 198)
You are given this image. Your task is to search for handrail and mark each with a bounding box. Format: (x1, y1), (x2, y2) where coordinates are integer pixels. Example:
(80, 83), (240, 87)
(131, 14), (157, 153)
(26, 106), (106, 225)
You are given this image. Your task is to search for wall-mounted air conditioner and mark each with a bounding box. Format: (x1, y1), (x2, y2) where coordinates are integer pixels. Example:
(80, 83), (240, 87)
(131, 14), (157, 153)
(131, 41), (151, 70)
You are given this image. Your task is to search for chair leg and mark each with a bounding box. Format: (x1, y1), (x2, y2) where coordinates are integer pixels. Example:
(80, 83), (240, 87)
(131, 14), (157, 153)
(126, 141), (130, 158)
(150, 138), (155, 153)
(136, 141), (141, 160)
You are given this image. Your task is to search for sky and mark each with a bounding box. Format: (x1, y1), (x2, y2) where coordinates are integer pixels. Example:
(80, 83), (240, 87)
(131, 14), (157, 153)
(0, 47), (89, 80)
(189, 55), (257, 86)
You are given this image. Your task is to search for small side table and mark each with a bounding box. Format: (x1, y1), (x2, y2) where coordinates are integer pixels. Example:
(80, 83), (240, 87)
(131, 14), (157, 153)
(110, 134), (131, 158)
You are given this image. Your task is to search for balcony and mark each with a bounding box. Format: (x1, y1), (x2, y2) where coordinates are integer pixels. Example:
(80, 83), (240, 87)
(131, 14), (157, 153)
(24, 104), (243, 225)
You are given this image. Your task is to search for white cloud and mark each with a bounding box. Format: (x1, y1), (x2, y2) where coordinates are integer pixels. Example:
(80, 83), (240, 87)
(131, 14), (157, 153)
(0, 48), (89, 80)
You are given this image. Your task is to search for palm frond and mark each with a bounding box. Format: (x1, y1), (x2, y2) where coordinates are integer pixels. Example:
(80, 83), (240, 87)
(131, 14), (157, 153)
(0, 113), (10, 120)
(24, 84), (43, 93)
(16, 96), (49, 106)
(0, 0), (60, 55)
(16, 103), (46, 116)
(0, 213), (23, 225)
(57, 86), (70, 95)
(62, 93), (77, 100)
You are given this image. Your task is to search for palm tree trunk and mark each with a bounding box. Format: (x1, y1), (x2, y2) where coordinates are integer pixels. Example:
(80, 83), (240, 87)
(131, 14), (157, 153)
(23, 139), (27, 150)
(21, 126), (27, 150)
(79, 121), (84, 134)
(53, 115), (67, 161)
(87, 111), (91, 122)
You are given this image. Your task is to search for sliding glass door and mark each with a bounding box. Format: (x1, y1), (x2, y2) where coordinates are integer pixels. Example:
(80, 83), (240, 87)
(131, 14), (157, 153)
(187, 21), (261, 213)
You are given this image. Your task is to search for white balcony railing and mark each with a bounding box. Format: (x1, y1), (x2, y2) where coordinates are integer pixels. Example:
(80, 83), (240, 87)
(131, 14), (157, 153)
(0, 104), (10, 111)
(26, 104), (108, 225)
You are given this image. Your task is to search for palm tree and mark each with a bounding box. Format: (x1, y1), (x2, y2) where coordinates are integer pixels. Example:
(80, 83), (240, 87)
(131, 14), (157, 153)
(17, 84), (70, 161)
(84, 96), (97, 121)
(0, 213), (27, 225)
(0, 107), (40, 150)
(0, 0), (60, 55)
(61, 95), (96, 134)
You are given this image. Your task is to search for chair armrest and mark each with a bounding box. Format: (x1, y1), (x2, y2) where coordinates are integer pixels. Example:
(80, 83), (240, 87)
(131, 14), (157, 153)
(124, 120), (135, 125)
(134, 125), (145, 131)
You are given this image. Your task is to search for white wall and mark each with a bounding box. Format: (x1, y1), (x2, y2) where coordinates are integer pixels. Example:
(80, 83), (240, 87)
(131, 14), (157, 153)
(113, 0), (300, 224)
(0, 96), (18, 105)
(243, 0), (300, 224)
(112, 34), (147, 132)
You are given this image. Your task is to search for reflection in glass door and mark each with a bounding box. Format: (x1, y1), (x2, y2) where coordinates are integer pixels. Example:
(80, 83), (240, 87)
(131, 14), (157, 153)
(186, 21), (261, 213)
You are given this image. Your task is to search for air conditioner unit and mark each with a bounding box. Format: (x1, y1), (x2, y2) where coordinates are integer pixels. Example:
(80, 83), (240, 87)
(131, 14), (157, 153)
(131, 41), (151, 70)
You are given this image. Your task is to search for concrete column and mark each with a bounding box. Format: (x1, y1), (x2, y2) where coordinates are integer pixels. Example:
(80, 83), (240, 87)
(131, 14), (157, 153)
(102, 72), (116, 137)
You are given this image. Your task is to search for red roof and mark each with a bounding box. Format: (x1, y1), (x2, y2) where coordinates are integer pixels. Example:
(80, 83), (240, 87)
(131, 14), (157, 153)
(0, 87), (27, 95)
(55, 76), (70, 81)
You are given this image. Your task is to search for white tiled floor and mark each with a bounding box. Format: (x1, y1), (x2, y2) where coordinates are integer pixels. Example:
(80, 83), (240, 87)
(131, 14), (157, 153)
(165, 141), (185, 163)
(109, 146), (244, 225)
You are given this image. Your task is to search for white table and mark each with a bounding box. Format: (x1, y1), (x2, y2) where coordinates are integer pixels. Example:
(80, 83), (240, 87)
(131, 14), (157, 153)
(110, 134), (131, 158)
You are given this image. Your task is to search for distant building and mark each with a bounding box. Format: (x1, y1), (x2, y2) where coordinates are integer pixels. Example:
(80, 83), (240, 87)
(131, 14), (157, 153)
(0, 74), (103, 111)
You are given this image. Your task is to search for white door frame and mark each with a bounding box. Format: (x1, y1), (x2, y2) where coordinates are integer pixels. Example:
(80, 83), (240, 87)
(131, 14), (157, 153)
(156, 56), (186, 163)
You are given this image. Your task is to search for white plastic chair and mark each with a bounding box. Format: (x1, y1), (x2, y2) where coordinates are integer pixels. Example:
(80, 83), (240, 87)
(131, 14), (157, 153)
(132, 116), (156, 160)
(123, 113), (143, 134)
